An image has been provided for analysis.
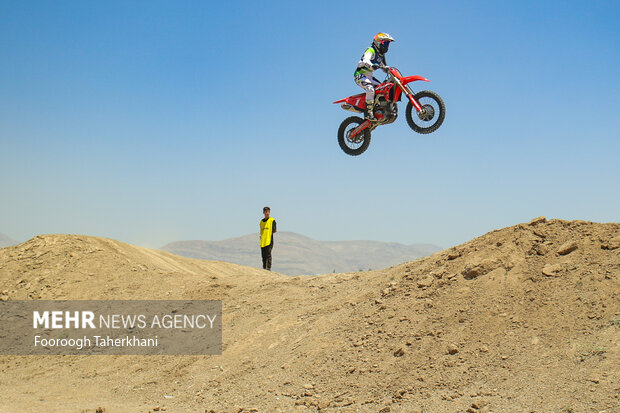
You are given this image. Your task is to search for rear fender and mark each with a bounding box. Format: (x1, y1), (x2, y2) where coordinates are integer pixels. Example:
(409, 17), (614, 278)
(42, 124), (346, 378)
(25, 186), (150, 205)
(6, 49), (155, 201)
(333, 93), (366, 111)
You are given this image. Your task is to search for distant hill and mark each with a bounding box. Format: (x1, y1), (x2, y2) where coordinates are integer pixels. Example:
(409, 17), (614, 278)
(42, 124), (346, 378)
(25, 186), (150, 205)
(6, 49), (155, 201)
(160, 231), (441, 274)
(0, 233), (18, 248)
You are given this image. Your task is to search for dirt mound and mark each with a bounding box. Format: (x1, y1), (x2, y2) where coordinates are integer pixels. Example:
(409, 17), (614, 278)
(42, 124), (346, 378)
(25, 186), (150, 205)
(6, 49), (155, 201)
(0, 219), (618, 412)
(0, 234), (284, 301)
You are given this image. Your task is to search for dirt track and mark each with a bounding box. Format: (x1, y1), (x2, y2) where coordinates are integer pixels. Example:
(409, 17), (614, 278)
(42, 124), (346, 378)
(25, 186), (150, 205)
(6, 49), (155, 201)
(0, 217), (618, 412)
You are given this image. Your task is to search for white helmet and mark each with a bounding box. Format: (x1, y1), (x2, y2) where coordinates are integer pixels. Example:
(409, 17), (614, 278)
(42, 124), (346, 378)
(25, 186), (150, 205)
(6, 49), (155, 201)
(373, 32), (395, 54)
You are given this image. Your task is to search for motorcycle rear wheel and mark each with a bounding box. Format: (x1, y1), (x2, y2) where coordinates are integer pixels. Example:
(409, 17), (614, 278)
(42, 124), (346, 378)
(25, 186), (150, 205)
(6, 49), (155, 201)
(337, 116), (371, 156)
(405, 90), (445, 134)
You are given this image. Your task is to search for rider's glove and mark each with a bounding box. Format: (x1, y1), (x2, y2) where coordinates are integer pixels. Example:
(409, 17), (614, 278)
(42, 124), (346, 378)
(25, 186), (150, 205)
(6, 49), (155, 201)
(371, 63), (380, 70)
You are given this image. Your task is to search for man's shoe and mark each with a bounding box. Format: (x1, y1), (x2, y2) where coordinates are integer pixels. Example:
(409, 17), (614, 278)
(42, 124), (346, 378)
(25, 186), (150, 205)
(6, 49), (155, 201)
(365, 102), (376, 121)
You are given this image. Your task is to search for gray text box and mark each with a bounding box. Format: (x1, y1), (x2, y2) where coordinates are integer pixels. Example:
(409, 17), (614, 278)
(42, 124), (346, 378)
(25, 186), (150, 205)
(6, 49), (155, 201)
(0, 300), (222, 355)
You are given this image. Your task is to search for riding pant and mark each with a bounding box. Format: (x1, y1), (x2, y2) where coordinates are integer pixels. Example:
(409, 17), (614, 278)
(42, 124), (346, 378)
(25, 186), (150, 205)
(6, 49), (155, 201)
(355, 73), (381, 103)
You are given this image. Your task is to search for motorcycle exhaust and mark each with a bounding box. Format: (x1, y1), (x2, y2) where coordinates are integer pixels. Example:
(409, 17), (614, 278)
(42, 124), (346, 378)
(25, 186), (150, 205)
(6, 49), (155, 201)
(341, 103), (363, 113)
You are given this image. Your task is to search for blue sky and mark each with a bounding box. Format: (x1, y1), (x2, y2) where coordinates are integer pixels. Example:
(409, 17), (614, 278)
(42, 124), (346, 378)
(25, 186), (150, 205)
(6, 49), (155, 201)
(1, 0), (619, 249)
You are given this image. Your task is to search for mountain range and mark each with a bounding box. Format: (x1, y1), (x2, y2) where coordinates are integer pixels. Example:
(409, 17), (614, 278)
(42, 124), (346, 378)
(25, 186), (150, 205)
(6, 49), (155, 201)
(161, 231), (441, 275)
(0, 233), (18, 248)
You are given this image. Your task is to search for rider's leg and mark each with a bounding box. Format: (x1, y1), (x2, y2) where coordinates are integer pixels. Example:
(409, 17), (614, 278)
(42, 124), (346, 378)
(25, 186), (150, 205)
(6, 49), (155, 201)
(364, 101), (376, 121)
(356, 76), (377, 120)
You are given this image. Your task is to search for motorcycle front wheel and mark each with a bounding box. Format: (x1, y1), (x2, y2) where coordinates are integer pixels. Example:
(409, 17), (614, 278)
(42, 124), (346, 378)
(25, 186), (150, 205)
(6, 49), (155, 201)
(337, 116), (371, 156)
(405, 90), (445, 134)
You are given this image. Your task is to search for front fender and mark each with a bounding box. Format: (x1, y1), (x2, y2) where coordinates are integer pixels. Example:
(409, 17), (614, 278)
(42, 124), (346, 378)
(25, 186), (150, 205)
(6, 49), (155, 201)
(401, 75), (430, 85)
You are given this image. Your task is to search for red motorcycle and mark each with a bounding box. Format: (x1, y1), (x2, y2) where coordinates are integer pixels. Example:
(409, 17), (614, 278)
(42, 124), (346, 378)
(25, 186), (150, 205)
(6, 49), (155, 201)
(333, 65), (445, 155)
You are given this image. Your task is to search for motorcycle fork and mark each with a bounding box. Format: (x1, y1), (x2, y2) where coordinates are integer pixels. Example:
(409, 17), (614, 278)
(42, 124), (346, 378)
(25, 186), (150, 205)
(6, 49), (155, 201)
(395, 79), (422, 112)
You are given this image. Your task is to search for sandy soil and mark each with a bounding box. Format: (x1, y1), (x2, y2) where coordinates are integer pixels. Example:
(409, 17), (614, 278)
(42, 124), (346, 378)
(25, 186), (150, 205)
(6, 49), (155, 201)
(0, 217), (618, 412)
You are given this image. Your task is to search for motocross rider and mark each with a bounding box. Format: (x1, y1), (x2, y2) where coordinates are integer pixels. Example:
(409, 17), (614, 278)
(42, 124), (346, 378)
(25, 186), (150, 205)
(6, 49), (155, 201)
(354, 33), (395, 121)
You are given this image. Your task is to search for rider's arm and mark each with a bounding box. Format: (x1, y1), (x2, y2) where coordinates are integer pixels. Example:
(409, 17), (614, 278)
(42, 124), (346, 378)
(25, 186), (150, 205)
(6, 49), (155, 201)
(360, 48), (376, 70)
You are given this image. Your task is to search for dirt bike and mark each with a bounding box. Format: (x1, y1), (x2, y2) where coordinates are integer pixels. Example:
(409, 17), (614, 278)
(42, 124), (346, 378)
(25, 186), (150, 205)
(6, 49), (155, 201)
(333, 65), (445, 156)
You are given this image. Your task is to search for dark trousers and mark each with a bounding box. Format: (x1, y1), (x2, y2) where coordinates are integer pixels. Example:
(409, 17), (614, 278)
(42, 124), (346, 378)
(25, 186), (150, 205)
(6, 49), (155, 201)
(261, 244), (273, 270)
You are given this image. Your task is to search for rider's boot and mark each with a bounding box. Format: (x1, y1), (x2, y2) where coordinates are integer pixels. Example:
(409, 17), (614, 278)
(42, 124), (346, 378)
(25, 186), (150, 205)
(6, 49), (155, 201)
(365, 101), (376, 121)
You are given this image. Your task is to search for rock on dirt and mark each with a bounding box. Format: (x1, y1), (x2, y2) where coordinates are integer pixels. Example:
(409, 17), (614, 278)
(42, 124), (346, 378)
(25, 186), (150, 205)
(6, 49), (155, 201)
(557, 241), (578, 255)
(417, 276), (434, 288)
(462, 259), (500, 280)
(446, 343), (459, 355)
(601, 237), (620, 250)
(447, 249), (461, 260)
(542, 263), (563, 276)
(528, 216), (547, 225)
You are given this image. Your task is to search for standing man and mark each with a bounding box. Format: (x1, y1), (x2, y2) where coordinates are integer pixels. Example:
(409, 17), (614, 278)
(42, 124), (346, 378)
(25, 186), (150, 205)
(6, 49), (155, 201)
(259, 206), (277, 271)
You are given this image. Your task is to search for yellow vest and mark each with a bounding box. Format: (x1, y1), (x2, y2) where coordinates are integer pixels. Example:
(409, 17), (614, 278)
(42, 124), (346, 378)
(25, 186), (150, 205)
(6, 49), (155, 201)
(260, 217), (275, 248)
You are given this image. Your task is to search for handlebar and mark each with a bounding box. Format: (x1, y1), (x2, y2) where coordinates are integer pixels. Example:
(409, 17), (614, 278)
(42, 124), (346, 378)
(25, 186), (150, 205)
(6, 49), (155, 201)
(372, 64), (390, 72)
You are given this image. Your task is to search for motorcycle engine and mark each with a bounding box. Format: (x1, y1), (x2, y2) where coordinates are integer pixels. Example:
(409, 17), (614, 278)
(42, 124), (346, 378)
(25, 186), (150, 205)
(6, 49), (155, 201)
(374, 98), (398, 125)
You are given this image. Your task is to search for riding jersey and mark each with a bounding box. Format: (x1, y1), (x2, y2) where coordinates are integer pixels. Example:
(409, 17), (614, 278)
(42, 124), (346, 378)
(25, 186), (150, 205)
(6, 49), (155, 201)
(354, 46), (386, 77)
